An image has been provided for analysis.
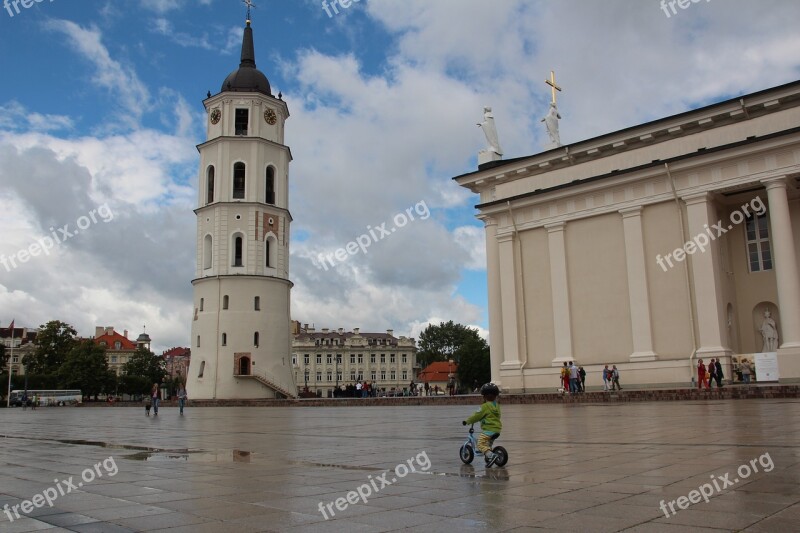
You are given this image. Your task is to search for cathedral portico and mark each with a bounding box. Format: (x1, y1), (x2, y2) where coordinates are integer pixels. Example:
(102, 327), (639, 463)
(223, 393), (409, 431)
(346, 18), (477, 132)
(457, 81), (800, 390)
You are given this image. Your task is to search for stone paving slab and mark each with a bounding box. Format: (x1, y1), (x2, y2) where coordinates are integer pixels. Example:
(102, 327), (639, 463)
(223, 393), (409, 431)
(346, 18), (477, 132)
(1, 399), (799, 531)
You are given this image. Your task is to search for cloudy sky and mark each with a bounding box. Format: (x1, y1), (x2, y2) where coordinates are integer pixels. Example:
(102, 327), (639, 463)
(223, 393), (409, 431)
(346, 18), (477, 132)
(1, 0), (799, 353)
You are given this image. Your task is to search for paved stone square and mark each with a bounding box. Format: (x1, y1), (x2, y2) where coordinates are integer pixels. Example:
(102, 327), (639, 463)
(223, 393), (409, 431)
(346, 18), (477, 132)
(1, 399), (799, 532)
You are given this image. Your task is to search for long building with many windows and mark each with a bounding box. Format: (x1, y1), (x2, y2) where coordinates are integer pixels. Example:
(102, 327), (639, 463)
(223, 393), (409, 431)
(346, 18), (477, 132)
(292, 324), (417, 397)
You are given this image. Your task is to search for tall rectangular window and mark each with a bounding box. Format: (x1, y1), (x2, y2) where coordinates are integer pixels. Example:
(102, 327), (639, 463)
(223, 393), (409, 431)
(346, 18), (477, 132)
(304, 354), (309, 365)
(233, 163), (246, 199)
(316, 354), (322, 364)
(235, 109), (249, 135)
(254, 296), (260, 310)
(746, 212), (772, 272)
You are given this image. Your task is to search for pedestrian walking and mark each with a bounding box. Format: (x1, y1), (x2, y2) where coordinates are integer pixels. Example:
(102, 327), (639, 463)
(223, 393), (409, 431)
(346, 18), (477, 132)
(578, 367), (586, 392)
(602, 365), (611, 392)
(697, 359), (708, 390)
(741, 359), (752, 384)
(612, 365), (622, 390)
(715, 359), (724, 388)
(708, 358), (717, 388)
(151, 383), (160, 416)
(177, 384), (187, 415)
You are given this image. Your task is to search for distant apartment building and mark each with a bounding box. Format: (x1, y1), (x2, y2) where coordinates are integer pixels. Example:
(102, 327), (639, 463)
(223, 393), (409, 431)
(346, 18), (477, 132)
(0, 325), (38, 376)
(292, 324), (418, 397)
(163, 347), (191, 382)
(93, 327), (152, 376)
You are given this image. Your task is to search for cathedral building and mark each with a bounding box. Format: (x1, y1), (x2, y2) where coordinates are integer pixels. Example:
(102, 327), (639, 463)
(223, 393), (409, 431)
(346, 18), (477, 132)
(186, 15), (295, 399)
(456, 81), (800, 391)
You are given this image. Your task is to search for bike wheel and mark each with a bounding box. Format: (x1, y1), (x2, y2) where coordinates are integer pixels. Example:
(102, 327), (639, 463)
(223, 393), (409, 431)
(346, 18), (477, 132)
(459, 444), (474, 464)
(493, 446), (508, 467)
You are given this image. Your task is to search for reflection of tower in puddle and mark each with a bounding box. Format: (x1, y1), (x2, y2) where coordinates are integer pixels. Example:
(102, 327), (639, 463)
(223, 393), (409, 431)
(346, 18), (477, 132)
(233, 449), (251, 463)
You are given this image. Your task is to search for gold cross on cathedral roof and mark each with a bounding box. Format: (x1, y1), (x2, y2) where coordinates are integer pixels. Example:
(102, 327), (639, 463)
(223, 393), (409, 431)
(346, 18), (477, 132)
(545, 70), (562, 105)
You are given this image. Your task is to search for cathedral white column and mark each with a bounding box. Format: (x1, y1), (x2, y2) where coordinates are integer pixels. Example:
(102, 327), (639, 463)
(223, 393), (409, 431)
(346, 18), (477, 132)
(497, 233), (521, 368)
(762, 178), (800, 361)
(620, 207), (657, 361)
(546, 222), (573, 364)
(484, 218), (504, 384)
(683, 192), (728, 358)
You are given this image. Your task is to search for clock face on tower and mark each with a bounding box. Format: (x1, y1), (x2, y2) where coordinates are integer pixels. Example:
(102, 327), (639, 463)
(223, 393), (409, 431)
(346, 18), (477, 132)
(264, 108), (277, 125)
(210, 108), (221, 124)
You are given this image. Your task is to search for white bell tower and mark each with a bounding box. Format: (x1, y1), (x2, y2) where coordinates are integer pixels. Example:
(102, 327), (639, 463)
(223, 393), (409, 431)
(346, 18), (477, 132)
(186, 13), (295, 399)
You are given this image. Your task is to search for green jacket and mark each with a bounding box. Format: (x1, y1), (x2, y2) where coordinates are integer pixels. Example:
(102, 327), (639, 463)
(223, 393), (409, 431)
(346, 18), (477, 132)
(464, 401), (502, 433)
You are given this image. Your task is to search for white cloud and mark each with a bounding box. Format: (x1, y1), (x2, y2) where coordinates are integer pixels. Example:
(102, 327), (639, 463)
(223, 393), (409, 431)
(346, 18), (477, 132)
(44, 20), (150, 129)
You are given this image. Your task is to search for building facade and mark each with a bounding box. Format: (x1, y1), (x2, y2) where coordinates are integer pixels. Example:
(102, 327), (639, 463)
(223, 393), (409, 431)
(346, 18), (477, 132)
(0, 326), (37, 376)
(186, 16), (296, 400)
(456, 81), (800, 391)
(292, 325), (418, 397)
(163, 347), (191, 382)
(93, 326), (152, 376)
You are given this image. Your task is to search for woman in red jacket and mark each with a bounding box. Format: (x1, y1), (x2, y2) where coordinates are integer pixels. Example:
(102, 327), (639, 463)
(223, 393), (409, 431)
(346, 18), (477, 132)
(697, 359), (707, 389)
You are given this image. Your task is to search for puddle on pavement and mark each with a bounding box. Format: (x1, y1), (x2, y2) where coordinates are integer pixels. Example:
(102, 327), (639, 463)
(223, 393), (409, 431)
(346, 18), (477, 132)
(125, 449), (252, 463)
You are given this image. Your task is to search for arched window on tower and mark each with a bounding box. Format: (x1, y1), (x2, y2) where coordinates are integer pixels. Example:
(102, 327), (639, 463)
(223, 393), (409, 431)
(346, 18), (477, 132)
(206, 166), (215, 204)
(254, 332), (259, 347)
(266, 166), (275, 204)
(265, 234), (277, 269)
(223, 295), (229, 309)
(233, 163), (246, 199)
(198, 360), (205, 377)
(222, 333), (227, 346)
(233, 234), (244, 267)
(203, 234), (213, 270)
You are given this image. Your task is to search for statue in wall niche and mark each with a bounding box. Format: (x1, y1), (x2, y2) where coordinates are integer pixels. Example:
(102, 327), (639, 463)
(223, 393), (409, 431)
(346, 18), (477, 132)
(760, 308), (779, 352)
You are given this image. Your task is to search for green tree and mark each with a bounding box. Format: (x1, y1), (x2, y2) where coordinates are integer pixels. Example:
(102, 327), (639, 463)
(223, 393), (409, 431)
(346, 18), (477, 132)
(0, 343), (6, 369)
(118, 374), (151, 397)
(417, 321), (481, 367)
(58, 340), (114, 399)
(24, 320), (77, 375)
(454, 334), (491, 390)
(122, 347), (167, 387)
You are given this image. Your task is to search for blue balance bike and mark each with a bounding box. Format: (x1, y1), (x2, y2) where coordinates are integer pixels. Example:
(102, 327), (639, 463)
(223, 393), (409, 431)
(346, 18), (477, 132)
(459, 423), (508, 466)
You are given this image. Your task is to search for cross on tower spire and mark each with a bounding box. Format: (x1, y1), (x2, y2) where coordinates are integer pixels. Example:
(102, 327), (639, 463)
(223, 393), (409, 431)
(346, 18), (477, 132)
(243, 0), (256, 23)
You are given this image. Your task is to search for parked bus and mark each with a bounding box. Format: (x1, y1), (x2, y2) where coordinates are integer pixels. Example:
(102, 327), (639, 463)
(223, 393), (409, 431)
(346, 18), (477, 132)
(9, 390), (82, 407)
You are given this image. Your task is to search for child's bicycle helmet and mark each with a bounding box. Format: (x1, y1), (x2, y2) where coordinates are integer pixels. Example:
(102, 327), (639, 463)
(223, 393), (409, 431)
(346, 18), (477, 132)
(480, 382), (500, 395)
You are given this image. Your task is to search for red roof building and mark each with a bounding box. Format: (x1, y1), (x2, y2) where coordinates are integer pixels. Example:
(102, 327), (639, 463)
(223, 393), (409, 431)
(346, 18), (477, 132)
(416, 361), (458, 392)
(93, 327), (138, 376)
